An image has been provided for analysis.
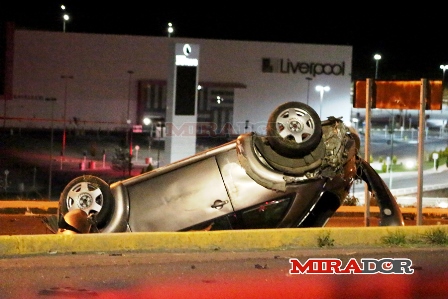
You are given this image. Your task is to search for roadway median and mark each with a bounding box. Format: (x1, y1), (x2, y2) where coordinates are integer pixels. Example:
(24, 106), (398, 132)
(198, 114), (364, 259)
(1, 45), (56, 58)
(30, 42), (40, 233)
(1, 225), (447, 257)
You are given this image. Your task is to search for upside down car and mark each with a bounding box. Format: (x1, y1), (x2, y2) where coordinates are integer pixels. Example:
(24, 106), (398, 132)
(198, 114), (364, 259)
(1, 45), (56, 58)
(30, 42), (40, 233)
(57, 101), (404, 233)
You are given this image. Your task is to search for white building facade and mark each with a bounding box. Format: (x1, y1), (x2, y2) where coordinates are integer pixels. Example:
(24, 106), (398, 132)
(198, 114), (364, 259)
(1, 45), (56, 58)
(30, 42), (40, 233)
(1, 29), (353, 136)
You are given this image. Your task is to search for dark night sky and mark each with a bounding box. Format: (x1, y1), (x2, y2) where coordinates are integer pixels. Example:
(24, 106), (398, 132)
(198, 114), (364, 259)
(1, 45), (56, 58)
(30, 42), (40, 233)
(2, 1), (447, 81)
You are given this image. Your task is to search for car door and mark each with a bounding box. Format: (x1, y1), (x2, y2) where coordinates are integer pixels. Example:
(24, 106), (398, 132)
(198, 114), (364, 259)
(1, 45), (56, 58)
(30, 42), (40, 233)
(125, 155), (233, 232)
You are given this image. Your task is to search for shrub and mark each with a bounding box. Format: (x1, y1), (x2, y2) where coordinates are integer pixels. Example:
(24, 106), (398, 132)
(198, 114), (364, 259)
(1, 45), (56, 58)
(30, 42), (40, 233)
(140, 163), (154, 174)
(317, 231), (334, 247)
(381, 231), (407, 246)
(344, 195), (358, 206)
(392, 155), (398, 165)
(421, 227), (448, 245)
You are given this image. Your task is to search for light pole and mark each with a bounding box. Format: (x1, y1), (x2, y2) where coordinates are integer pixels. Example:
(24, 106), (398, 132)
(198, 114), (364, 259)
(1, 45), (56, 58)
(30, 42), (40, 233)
(374, 54), (381, 79)
(157, 122), (162, 168)
(315, 85), (330, 118)
(61, 5), (70, 32)
(143, 117), (152, 163)
(388, 111), (395, 189)
(61, 75), (73, 158)
(440, 64), (448, 90)
(126, 70), (134, 123)
(440, 64), (448, 78)
(126, 70), (134, 157)
(167, 23), (174, 37)
(305, 77), (312, 105)
(45, 97), (56, 200)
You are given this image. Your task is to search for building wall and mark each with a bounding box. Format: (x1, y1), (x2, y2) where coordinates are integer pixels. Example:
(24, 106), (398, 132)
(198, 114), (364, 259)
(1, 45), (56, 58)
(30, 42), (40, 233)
(2, 29), (352, 134)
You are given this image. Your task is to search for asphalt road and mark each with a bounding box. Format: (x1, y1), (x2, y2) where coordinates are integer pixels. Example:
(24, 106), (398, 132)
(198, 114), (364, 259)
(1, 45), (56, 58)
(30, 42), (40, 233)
(1, 247), (447, 299)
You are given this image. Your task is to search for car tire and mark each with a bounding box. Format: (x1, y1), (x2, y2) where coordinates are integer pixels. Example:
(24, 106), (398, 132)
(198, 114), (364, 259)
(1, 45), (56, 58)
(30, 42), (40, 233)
(59, 175), (114, 229)
(266, 101), (322, 158)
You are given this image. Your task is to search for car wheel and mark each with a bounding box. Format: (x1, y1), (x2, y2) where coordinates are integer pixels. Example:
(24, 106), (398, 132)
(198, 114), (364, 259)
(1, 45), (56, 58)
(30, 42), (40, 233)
(59, 175), (113, 229)
(266, 101), (322, 158)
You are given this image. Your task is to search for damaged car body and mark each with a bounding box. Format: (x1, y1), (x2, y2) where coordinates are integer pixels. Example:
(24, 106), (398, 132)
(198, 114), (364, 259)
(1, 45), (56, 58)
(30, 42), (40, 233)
(58, 101), (404, 233)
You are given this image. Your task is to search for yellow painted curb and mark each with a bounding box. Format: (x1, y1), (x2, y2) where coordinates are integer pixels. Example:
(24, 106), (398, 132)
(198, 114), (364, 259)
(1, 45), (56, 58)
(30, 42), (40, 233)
(0, 226), (446, 257)
(0, 201), (58, 209)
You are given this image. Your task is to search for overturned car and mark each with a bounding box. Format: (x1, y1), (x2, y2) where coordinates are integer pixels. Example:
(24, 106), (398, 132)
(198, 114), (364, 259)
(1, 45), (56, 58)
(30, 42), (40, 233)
(58, 101), (404, 233)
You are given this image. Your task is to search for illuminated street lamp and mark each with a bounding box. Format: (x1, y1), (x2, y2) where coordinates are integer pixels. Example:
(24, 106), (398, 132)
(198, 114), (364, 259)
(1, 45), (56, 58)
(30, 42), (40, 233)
(440, 64), (448, 84)
(143, 117), (152, 137)
(315, 85), (330, 118)
(143, 117), (153, 162)
(61, 5), (70, 32)
(374, 54), (381, 79)
(167, 23), (174, 37)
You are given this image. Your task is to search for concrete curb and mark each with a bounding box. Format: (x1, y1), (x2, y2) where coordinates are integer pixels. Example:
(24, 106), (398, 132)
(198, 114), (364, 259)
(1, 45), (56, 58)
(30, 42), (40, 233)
(1, 226), (446, 257)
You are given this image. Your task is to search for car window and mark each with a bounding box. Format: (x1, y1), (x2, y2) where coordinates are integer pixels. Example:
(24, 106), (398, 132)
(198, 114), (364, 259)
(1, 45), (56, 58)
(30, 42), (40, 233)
(181, 194), (293, 231)
(237, 196), (292, 229)
(180, 213), (237, 231)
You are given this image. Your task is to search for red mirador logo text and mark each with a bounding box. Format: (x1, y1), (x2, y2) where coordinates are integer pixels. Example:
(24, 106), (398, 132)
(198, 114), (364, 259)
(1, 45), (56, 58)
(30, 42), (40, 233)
(289, 258), (414, 274)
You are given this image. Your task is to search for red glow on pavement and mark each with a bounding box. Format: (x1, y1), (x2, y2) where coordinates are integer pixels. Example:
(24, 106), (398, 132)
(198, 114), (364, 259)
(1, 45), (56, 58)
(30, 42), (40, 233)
(27, 268), (444, 299)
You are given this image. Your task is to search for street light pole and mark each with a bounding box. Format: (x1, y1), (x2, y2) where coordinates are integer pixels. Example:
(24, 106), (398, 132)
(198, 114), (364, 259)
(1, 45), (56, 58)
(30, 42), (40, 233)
(61, 75), (73, 158)
(374, 54), (382, 79)
(440, 64), (448, 78)
(126, 70), (134, 157)
(440, 64), (448, 90)
(127, 70), (134, 123)
(123, 70), (134, 176)
(389, 111), (394, 189)
(315, 85), (330, 118)
(143, 117), (152, 164)
(305, 77), (312, 105)
(167, 23), (174, 37)
(157, 122), (162, 168)
(45, 97), (56, 200)
(61, 5), (70, 32)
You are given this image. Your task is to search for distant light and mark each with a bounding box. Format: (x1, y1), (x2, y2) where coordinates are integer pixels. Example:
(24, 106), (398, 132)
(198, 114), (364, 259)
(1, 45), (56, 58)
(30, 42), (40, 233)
(167, 23), (174, 37)
(344, 120), (353, 127)
(61, 4), (70, 32)
(315, 85), (330, 117)
(438, 201), (448, 209)
(404, 160), (415, 169)
(143, 117), (151, 126)
(374, 54), (382, 79)
(315, 85), (330, 92)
